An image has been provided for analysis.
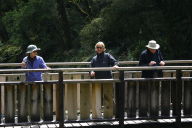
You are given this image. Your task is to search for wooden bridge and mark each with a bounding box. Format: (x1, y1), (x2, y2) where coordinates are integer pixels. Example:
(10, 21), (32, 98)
(0, 60), (192, 128)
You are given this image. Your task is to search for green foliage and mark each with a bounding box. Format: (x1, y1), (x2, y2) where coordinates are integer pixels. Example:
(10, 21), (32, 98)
(80, 18), (104, 54)
(0, 45), (21, 62)
(0, 0), (192, 63)
(2, 0), (65, 61)
(79, 0), (167, 60)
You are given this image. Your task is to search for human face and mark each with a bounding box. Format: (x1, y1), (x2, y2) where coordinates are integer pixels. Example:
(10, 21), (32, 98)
(148, 48), (157, 54)
(95, 45), (105, 54)
(30, 51), (38, 58)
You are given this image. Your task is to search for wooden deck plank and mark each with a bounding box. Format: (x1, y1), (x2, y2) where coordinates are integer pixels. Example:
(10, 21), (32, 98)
(72, 123), (81, 127)
(47, 124), (57, 128)
(134, 120), (144, 124)
(79, 122), (89, 126)
(87, 122), (96, 126)
(112, 121), (119, 125)
(64, 123), (73, 127)
(125, 120), (136, 124)
(39, 124), (48, 128)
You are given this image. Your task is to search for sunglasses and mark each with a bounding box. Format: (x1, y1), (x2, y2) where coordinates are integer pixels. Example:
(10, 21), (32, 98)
(96, 47), (103, 49)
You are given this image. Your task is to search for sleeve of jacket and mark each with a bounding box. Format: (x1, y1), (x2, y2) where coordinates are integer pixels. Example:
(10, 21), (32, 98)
(90, 57), (95, 67)
(108, 53), (118, 66)
(139, 52), (148, 66)
(158, 50), (164, 61)
(39, 57), (48, 69)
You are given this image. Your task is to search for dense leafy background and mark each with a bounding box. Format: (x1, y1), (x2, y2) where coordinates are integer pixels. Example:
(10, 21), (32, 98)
(0, 0), (192, 62)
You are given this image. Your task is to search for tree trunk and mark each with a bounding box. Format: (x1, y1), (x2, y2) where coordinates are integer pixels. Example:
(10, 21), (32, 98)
(56, 0), (72, 49)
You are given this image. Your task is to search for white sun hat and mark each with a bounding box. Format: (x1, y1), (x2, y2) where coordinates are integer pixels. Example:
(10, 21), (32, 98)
(26, 44), (41, 54)
(146, 40), (160, 50)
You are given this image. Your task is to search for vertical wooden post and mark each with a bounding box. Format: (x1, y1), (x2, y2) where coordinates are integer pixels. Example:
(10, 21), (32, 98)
(161, 71), (171, 116)
(51, 73), (58, 118)
(183, 71), (191, 116)
(59, 71), (64, 128)
(161, 81), (171, 116)
(80, 83), (91, 119)
(4, 85), (15, 123)
(17, 83), (28, 122)
(176, 70), (182, 128)
(43, 84), (53, 121)
(0, 82), (0, 120)
(127, 81), (136, 117)
(0, 76), (6, 121)
(30, 83), (40, 122)
(103, 82), (113, 119)
(4, 76), (16, 123)
(92, 83), (102, 118)
(42, 71), (53, 121)
(139, 81), (149, 117)
(65, 74), (78, 120)
(56, 73), (65, 121)
(118, 71), (125, 128)
(80, 73), (91, 120)
(150, 81), (159, 117)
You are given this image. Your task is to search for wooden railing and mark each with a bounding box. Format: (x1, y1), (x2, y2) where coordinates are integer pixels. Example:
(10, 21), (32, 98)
(0, 63), (192, 127)
(0, 60), (192, 67)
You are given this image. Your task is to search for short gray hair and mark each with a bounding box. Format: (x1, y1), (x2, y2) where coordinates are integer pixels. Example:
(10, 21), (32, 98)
(95, 41), (105, 48)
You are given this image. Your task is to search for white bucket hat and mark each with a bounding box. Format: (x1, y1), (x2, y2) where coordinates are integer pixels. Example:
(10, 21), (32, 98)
(26, 44), (41, 54)
(146, 40), (160, 50)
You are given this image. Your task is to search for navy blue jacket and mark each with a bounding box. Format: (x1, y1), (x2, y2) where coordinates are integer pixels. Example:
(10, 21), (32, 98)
(139, 49), (164, 78)
(91, 52), (118, 79)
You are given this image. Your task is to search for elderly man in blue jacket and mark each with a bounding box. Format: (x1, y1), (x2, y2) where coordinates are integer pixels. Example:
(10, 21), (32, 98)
(90, 41), (118, 79)
(139, 40), (165, 78)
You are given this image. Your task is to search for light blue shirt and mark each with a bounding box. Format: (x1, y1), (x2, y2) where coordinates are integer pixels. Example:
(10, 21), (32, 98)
(23, 56), (47, 81)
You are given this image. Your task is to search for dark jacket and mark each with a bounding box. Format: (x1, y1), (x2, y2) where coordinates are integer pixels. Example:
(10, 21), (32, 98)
(91, 52), (118, 79)
(139, 49), (164, 78)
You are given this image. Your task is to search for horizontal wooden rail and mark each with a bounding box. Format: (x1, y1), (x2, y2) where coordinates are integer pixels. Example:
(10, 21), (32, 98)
(1, 77), (192, 84)
(0, 66), (192, 73)
(0, 60), (192, 67)
(0, 79), (120, 84)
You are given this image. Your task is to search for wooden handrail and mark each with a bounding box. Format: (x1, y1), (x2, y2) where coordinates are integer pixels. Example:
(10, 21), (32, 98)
(0, 60), (192, 67)
(0, 66), (192, 73)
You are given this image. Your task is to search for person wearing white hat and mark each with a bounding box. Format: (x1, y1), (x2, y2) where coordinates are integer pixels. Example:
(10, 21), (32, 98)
(139, 40), (165, 78)
(21, 44), (49, 81)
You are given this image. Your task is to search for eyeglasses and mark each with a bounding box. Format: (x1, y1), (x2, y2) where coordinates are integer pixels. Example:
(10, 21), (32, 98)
(96, 47), (103, 49)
